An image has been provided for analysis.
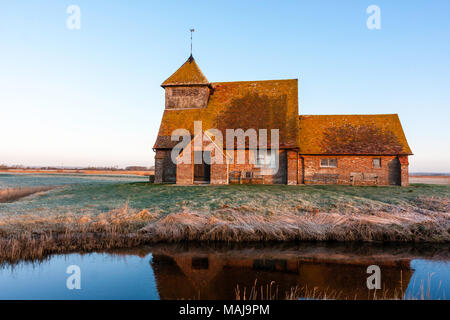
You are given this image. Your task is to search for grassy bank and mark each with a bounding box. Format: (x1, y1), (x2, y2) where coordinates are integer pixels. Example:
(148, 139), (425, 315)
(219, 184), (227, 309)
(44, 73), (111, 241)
(2, 182), (449, 216)
(0, 186), (55, 203)
(0, 183), (448, 262)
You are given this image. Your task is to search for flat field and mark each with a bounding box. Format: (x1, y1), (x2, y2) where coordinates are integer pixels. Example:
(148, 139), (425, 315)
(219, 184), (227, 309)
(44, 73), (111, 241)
(410, 175), (450, 185)
(0, 173), (448, 262)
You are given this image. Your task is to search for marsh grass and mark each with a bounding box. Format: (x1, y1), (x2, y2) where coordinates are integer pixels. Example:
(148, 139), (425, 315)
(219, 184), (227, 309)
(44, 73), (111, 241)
(0, 186), (55, 203)
(235, 280), (349, 300)
(2, 183), (449, 216)
(235, 276), (443, 300)
(0, 202), (159, 264)
(0, 184), (448, 263)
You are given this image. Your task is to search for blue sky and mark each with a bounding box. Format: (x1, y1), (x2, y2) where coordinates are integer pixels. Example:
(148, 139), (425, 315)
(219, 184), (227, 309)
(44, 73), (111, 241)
(1, 1), (449, 171)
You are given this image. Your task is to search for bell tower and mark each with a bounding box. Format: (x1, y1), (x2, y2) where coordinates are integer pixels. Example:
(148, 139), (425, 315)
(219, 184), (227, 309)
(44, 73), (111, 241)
(161, 55), (210, 109)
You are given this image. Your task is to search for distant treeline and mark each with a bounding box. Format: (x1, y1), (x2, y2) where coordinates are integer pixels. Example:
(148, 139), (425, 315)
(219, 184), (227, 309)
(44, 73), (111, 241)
(0, 164), (154, 171)
(124, 166), (154, 171)
(409, 172), (450, 176)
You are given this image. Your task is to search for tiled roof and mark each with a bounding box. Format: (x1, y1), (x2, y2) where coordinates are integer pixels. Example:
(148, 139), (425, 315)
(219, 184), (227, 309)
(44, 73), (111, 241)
(161, 55), (209, 87)
(154, 79), (299, 149)
(298, 114), (412, 155)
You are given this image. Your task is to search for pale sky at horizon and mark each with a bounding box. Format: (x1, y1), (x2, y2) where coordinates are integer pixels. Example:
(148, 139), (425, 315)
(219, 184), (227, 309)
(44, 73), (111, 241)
(1, 1), (449, 172)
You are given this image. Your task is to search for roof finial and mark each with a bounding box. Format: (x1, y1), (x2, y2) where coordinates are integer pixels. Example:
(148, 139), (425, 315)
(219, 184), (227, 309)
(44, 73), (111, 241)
(190, 28), (195, 58)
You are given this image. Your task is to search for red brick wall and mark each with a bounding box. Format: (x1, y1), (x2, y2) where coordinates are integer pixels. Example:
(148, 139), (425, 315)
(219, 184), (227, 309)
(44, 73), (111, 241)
(176, 134), (230, 185)
(164, 147), (409, 186)
(174, 148), (290, 185)
(177, 162), (228, 185)
(154, 150), (176, 183)
(176, 145), (194, 185)
(399, 155), (409, 186)
(176, 163), (193, 185)
(298, 157), (305, 184)
(211, 163), (228, 184)
(299, 155), (407, 186)
(287, 151), (298, 185)
(210, 145), (228, 184)
(165, 86), (209, 109)
(228, 149), (287, 184)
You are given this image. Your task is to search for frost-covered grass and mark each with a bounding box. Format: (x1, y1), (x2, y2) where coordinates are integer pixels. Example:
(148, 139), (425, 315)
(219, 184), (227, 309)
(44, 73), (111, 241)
(1, 181), (449, 217)
(0, 180), (448, 262)
(0, 174), (148, 215)
(0, 186), (56, 203)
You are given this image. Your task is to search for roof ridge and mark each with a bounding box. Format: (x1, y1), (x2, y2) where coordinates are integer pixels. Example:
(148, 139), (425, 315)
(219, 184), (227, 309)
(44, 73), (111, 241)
(161, 55), (209, 87)
(303, 113), (398, 117)
(212, 78), (298, 85)
(300, 114), (398, 117)
(298, 113), (412, 155)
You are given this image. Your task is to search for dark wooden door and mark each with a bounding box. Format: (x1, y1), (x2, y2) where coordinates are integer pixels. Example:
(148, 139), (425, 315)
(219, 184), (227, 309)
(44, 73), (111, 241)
(194, 151), (211, 183)
(388, 158), (401, 186)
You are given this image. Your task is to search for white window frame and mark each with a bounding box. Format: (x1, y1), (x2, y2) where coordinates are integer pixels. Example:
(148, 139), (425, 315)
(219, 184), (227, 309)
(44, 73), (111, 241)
(255, 150), (276, 169)
(320, 158), (337, 168)
(373, 158), (381, 168)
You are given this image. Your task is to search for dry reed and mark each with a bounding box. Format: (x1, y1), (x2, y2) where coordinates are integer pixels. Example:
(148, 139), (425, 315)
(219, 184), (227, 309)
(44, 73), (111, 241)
(0, 199), (448, 263)
(234, 279), (439, 300)
(0, 186), (55, 203)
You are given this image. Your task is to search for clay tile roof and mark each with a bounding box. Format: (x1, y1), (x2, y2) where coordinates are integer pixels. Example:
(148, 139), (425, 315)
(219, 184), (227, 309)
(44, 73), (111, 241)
(154, 79), (299, 149)
(161, 55), (210, 87)
(298, 114), (412, 155)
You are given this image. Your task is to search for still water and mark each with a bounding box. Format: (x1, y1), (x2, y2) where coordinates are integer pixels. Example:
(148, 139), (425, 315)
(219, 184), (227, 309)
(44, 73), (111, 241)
(0, 243), (448, 300)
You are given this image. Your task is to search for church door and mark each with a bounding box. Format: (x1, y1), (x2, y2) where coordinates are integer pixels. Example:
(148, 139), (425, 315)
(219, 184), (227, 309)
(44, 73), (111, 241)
(194, 151), (211, 183)
(388, 158), (401, 186)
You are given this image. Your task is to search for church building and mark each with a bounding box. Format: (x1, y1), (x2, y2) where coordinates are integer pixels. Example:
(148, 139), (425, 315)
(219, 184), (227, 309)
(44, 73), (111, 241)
(153, 55), (412, 186)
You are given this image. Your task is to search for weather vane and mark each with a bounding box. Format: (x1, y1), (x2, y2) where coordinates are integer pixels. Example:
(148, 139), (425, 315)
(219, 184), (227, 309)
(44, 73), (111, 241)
(190, 28), (195, 56)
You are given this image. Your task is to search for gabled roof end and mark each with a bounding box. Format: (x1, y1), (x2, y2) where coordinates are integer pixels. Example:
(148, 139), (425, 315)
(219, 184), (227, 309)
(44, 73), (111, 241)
(161, 55), (209, 87)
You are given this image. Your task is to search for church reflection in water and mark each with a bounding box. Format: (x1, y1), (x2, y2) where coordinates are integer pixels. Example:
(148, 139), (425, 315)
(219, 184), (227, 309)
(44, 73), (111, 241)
(146, 243), (421, 300)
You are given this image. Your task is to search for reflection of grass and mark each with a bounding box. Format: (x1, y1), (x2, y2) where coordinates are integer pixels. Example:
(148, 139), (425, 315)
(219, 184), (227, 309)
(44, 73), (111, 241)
(235, 277), (443, 300)
(235, 280), (349, 300)
(0, 183), (448, 262)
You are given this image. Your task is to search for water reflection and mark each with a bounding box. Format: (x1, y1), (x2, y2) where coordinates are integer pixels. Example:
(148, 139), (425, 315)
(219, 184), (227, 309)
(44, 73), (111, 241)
(148, 243), (435, 300)
(0, 242), (448, 300)
(126, 242), (448, 300)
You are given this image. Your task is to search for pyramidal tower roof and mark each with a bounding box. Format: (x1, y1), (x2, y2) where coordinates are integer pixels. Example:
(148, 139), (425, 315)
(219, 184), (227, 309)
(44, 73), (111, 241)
(161, 55), (209, 87)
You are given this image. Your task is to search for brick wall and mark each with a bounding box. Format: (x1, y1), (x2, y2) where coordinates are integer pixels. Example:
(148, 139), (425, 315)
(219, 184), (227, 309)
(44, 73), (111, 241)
(298, 157), (304, 184)
(175, 133), (230, 185)
(159, 149), (409, 186)
(287, 150), (298, 185)
(154, 150), (177, 183)
(174, 148), (289, 185)
(228, 149), (287, 184)
(299, 155), (407, 186)
(399, 155), (409, 186)
(176, 163), (194, 185)
(211, 163), (228, 184)
(165, 86), (209, 109)
(176, 144), (194, 185)
(209, 143), (228, 185)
